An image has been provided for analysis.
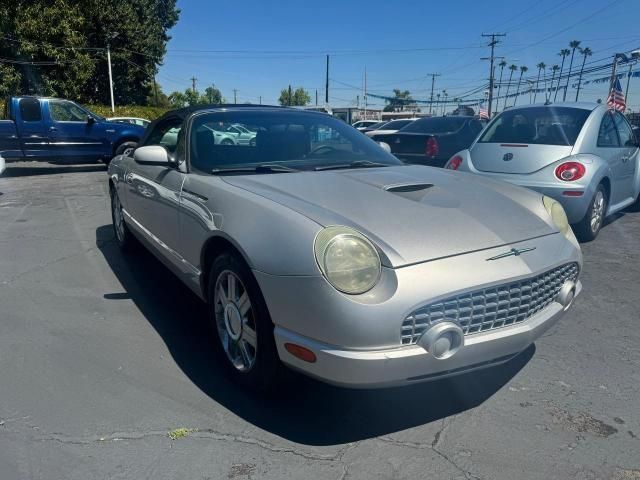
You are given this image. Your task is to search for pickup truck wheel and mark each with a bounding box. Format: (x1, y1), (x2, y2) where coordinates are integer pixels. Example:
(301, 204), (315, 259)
(110, 188), (135, 251)
(114, 141), (138, 158)
(208, 253), (282, 392)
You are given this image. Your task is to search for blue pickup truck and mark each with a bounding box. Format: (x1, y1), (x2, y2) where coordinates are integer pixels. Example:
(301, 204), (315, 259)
(0, 96), (146, 164)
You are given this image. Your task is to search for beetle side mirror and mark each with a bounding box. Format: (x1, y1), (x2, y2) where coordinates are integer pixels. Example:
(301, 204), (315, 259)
(87, 115), (96, 125)
(133, 145), (174, 167)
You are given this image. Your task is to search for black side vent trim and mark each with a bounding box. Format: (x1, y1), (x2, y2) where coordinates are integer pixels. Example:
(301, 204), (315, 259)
(385, 183), (433, 193)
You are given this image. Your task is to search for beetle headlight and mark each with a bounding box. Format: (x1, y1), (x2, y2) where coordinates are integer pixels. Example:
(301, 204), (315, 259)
(543, 196), (570, 236)
(314, 226), (381, 294)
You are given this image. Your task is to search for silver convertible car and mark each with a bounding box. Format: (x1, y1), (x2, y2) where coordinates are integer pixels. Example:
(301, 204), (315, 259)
(445, 103), (640, 241)
(108, 106), (582, 390)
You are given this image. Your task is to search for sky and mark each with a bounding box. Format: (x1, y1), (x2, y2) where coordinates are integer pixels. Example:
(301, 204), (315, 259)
(158, 0), (640, 111)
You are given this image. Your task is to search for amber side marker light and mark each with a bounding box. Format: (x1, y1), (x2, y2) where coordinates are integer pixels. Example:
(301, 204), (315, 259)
(562, 191), (584, 197)
(284, 343), (317, 363)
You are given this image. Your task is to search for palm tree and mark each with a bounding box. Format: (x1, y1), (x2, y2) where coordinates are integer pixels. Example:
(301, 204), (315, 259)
(435, 93), (441, 115)
(504, 64), (518, 110)
(563, 40), (581, 101)
(496, 60), (507, 113)
(574, 47), (592, 101)
(549, 65), (559, 102)
(534, 62), (546, 103)
(555, 49), (571, 101)
(513, 66), (528, 106)
(442, 90), (448, 115)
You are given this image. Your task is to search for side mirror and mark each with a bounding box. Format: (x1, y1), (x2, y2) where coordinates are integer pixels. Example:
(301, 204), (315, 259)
(377, 141), (391, 153)
(134, 145), (172, 167)
(87, 115), (96, 125)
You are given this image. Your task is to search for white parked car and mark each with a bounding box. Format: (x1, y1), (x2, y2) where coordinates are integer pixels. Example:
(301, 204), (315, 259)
(108, 117), (151, 128)
(365, 118), (417, 137)
(352, 120), (381, 131)
(0, 154), (5, 176)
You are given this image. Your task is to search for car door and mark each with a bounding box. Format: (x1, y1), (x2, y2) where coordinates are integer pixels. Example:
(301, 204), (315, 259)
(612, 111), (638, 202)
(595, 111), (626, 206)
(46, 99), (107, 160)
(124, 116), (186, 264)
(15, 98), (49, 158)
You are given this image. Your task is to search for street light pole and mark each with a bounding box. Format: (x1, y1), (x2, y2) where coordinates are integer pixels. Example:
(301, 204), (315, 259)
(107, 43), (115, 113)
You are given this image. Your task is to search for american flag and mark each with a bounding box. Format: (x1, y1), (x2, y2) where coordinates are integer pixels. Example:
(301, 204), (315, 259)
(607, 78), (626, 112)
(478, 103), (489, 119)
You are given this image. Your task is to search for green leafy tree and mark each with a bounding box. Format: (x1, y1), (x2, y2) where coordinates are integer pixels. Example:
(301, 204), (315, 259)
(278, 86), (311, 106)
(0, 0), (179, 105)
(203, 85), (223, 104)
(383, 89), (413, 112)
(168, 90), (188, 108)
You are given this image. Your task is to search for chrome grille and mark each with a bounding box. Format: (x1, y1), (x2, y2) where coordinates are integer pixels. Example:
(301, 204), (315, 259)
(401, 263), (579, 345)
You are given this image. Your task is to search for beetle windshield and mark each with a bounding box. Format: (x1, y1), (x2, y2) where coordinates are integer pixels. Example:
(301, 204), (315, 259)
(189, 110), (402, 173)
(478, 107), (591, 146)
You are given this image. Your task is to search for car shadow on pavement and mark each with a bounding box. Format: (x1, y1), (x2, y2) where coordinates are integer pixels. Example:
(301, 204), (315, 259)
(2, 162), (106, 177)
(96, 224), (533, 446)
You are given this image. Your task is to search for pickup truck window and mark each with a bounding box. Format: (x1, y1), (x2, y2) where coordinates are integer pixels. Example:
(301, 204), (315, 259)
(49, 100), (87, 122)
(19, 98), (42, 122)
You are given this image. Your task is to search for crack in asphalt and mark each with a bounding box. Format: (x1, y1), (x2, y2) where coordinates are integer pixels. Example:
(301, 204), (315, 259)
(2, 423), (358, 463)
(377, 434), (482, 480)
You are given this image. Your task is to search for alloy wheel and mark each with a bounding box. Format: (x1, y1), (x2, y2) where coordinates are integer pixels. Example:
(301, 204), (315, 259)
(214, 270), (257, 372)
(112, 193), (125, 243)
(590, 190), (605, 233)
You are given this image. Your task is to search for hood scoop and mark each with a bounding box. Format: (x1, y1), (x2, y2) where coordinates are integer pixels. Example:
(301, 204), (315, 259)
(385, 183), (434, 201)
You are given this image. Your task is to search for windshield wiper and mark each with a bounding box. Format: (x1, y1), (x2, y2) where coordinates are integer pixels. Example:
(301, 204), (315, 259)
(211, 164), (299, 174)
(314, 160), (391, 171)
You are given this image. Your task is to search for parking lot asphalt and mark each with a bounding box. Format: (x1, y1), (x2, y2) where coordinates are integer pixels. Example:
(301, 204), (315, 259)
(0, 161), (638, 480)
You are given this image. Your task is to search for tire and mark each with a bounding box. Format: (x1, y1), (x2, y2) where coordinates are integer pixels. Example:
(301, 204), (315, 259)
(207, 252), (281, 392)
(220, 138), (234, 146)
(110, 186), (136, 251)
(113, 141), (138, 159)
(573, 184), (607, 242)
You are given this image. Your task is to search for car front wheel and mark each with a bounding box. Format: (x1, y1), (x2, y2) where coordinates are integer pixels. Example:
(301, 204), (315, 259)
(574, 184), (607, 242)
(208, 253), (281, 392)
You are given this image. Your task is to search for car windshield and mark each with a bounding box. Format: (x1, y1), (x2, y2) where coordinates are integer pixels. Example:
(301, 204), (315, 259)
(478, 107), (591, 146)
(190, 110), (402, 173)
(400, 117), (466, 134)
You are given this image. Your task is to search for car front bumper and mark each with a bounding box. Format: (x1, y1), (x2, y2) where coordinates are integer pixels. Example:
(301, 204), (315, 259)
(273, 287), (579, 388)
(255, 232), (582, 388)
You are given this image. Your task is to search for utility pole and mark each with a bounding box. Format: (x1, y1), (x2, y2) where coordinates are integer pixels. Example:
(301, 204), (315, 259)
(315, 89), (318, 105)
(233, 88), (238, 103)
(191, 76), (197, 92)
(325, 54), (329, 105)
(364, 66), (367, 120)
(107, 43), (115, 113)
(427, 73), (440, 115)
(481, 33), (506, 118)
(288, 85), (292, 106)
(153, 74), (159, 107)
(259, 95), (262, 105)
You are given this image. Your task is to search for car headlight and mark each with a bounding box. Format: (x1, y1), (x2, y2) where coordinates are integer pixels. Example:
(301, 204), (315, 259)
(542, 196), (570, 236)
(314, 226), (381, 294)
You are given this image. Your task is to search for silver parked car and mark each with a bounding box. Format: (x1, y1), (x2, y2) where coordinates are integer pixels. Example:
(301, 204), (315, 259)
(446, 103), (640, 241)
(108, 105), (582, 390)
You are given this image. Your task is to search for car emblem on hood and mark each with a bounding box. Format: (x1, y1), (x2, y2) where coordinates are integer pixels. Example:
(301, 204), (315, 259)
(486, 246), (536, 261)
(503, 152), (514, 161)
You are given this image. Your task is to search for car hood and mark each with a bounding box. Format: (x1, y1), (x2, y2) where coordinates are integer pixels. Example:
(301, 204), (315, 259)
(221, 165), (555, 267)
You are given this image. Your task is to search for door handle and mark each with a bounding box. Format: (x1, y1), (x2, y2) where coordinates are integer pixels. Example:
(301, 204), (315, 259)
(49, 126), (57, 132)
(621, 155), (629, 163)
